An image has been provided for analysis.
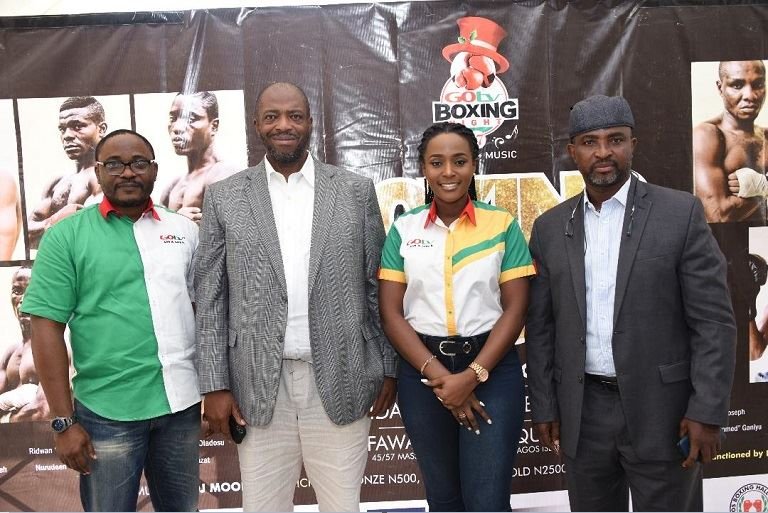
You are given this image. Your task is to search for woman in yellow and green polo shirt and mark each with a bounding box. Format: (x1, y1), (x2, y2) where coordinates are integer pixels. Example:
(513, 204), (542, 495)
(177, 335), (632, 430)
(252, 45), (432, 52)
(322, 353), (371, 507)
(379, 122), (534, 511)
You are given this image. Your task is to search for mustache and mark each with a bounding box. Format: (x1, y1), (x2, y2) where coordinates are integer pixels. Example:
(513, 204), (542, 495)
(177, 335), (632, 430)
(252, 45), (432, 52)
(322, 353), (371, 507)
(591, 159), (618, 171)
(116, 181), (144, 188)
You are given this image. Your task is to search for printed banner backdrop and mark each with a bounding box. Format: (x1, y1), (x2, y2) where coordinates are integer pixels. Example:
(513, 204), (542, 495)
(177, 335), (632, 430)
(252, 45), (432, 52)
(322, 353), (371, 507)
(0, 1), (767, 511)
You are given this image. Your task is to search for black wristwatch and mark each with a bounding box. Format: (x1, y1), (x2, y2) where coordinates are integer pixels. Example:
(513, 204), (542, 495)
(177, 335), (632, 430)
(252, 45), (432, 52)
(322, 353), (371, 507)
(51, 416), (77, 433)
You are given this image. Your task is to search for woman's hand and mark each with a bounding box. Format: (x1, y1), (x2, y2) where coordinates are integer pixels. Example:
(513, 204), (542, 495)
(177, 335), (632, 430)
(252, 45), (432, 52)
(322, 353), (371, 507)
(452, 393), (492, 434)
(423, 369), (477, 409)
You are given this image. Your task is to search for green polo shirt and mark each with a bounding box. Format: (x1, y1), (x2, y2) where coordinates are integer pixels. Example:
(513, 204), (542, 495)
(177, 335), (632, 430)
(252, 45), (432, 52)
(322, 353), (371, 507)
(22, 205), (182, 420)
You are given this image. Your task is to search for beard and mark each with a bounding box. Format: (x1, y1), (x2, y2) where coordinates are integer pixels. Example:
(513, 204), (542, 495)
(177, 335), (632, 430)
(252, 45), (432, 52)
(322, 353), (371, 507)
(108, 182), (155, 207)
(585, 160), (630, 188)
(263, 133), (310, 164)
(110, 197), (150, 207)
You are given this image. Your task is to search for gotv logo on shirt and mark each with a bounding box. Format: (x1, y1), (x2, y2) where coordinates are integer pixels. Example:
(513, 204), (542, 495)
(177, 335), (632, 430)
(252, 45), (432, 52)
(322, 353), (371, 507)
(406, 238), (433, 248)
(730, 483), (768, 512)
(160, 234), (186, 244)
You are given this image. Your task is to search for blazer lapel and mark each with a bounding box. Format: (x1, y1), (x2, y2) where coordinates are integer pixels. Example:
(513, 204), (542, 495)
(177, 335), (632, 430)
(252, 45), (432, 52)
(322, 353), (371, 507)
(245, 162), (287, 293)
(564, 194), (587, 330)
(613, 176), (650, 323)
(308, 160), (338, 295)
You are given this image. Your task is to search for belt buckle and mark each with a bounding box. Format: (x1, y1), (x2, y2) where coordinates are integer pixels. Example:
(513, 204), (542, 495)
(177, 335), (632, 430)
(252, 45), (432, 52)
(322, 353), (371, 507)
(438, 340), (456, 356)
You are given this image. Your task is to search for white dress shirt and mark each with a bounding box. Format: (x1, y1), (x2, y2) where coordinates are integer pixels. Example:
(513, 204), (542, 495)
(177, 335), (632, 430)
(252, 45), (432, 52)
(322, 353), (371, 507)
(583, 178), (631, 376)
(266, 155), (315, 361)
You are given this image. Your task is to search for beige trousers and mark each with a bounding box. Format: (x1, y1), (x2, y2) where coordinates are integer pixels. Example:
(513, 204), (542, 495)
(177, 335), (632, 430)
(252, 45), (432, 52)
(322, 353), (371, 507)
(238, 359), (371, 512)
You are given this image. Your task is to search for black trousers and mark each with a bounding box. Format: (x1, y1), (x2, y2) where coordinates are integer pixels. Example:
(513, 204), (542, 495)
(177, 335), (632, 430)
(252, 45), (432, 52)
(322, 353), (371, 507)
(564, 379), (703, 512)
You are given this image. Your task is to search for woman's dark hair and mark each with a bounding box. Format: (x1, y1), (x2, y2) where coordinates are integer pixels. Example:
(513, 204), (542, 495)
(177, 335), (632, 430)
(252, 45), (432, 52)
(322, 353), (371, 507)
(417, 122), (479, 203)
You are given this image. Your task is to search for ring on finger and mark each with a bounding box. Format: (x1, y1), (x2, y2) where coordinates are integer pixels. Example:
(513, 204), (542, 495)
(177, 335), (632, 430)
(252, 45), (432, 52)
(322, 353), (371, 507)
(458, 412), (467, 419)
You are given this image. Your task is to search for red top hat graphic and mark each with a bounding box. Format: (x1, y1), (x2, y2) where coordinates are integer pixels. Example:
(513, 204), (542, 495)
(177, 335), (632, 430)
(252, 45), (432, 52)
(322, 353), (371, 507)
(442, 17), (509, 74)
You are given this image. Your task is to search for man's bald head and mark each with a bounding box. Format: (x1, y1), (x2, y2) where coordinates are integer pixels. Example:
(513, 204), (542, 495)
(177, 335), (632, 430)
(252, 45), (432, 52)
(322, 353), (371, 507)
(718, 60), (766, 82)
(255, 82), (310, 117)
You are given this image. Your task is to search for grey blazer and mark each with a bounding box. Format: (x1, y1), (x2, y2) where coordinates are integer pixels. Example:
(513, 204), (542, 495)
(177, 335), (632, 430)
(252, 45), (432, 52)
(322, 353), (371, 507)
(194, 158), (397, 426)
(526, 176), (736, 460)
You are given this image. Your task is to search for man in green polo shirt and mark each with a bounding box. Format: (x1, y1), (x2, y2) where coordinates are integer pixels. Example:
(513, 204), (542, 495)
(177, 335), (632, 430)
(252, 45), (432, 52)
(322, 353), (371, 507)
(22, 129), (200, 512)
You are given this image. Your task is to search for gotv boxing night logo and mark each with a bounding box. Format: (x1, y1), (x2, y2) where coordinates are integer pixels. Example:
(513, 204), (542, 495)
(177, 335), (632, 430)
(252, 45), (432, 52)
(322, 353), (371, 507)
(433, 16), (519, 155)
(731, 483), (768, 512)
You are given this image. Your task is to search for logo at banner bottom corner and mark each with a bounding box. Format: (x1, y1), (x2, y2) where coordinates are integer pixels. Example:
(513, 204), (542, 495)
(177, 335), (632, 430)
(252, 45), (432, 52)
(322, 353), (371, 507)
(730, 483), (768, 512)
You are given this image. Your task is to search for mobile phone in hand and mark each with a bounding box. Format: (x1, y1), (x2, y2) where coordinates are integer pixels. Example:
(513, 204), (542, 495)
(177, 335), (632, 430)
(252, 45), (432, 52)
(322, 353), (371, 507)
(229, 415), (246, 444)
(677, 431), (726, 459)
(677, 435), (692, 458)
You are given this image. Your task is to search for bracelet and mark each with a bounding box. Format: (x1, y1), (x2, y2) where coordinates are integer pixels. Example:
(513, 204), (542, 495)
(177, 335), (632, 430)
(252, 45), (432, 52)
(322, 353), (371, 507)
(419, 355), (436, 376)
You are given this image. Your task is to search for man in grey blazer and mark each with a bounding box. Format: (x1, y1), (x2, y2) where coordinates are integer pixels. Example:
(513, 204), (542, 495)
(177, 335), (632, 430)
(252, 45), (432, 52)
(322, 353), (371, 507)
(526, 95), (736, 511)
(194, 82), (397, 512)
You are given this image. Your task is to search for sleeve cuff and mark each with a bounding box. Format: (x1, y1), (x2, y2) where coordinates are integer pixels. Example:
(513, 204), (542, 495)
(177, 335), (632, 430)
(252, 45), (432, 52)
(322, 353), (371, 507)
(383, 354), (399, 378)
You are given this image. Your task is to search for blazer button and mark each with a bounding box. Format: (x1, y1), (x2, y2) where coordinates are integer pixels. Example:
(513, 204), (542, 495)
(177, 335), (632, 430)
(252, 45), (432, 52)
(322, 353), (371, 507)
(580, 337), (585, 344)
(578, 376), (583, 383)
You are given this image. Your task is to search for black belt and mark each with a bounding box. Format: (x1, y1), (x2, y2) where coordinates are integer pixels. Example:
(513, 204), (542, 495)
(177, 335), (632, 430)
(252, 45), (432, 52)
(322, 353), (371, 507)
(585, 373), (619, 392)
(417, 332), (490, 357)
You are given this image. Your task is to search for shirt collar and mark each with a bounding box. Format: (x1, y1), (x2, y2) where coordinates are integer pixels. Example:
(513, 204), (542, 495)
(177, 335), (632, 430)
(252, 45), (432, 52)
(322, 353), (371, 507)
(583, 174), (632, 213)
(265, 152), (315, 187)
(424, 196), (476, 228)
(99, 196), (160, 221)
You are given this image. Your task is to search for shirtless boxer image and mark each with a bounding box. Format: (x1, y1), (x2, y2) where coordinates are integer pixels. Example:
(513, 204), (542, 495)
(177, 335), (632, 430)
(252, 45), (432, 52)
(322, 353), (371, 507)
(0, 168), (21, 260)
(0, 267), (48, 422)
(27, 96), (107, 248)
(694, 60), (768, 380)
(160, 92), (239, 223)
(694, 60), (767, 224)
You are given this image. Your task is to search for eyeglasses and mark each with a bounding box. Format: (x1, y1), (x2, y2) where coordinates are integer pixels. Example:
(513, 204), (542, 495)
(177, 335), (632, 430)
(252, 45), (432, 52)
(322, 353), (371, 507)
(96, 159), (154, 176)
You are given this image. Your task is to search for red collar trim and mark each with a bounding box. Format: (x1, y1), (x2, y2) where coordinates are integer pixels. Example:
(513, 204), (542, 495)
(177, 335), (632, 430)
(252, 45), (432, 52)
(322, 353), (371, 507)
(424, 196), (476, 228)
(99, 197), (160, 221)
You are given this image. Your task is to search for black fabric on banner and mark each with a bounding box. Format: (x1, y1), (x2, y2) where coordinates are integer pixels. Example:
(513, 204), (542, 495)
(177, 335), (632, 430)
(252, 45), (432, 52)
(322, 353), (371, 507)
(0, 2), (765, 511)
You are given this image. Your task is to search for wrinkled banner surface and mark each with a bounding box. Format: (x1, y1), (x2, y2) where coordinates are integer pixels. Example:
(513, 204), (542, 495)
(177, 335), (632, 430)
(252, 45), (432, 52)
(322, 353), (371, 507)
(0, 2), (766, 511)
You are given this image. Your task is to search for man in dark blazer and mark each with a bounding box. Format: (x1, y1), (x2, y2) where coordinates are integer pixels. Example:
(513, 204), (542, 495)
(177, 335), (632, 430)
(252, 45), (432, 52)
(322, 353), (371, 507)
(526, 95), (736, 511)
(194, 82), (397, 512)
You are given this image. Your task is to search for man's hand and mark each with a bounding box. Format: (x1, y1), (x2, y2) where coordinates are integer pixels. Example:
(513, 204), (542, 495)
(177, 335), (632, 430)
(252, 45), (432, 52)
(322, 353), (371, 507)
(728, 167), (768, 198)
(534, 421), (561, 455)
(203, 390), (245, 440)
(177, 206), (203, 223)
(422, 370), (477, 409)
(679, 417), (722, 468)
(369, 377), (397, 417)
(46, 203), (83, 228)
(55, 424), (96, 475)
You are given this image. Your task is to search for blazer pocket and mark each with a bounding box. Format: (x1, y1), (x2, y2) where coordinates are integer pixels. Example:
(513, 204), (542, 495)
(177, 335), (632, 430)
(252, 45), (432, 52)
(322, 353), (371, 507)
(658, 360), (690, 383)
(635, 249), (676, 263)
(553, 366), (562, 383)
(228, 328), (238, 348)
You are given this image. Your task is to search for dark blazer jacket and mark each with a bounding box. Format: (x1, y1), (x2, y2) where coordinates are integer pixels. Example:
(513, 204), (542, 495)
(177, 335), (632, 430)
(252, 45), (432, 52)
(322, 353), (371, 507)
(526, 176), (736, 460)
(194, 158), (397, 426)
